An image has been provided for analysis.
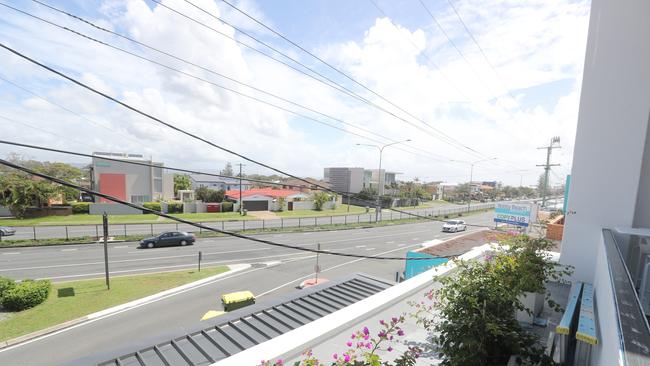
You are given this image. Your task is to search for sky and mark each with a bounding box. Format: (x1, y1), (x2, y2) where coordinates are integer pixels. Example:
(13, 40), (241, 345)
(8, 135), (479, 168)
(0, 0), (591, 187)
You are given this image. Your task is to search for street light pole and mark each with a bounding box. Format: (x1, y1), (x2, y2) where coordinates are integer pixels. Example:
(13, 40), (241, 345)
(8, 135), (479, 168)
(461, 158), (497, 213)
(357, 139), (410, 222)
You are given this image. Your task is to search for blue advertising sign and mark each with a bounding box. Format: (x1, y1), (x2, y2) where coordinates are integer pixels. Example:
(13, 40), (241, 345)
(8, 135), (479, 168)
(494, 202), (532, 227)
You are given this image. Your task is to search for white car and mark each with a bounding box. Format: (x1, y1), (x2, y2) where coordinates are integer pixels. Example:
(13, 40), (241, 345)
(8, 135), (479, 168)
(442, 220), (467, 233)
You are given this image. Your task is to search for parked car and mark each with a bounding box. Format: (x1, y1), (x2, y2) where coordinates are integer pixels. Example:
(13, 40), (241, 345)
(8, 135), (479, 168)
(140, 231), (195, 249)
(0, 226), (15, 237)
(442, 220), (467, 233)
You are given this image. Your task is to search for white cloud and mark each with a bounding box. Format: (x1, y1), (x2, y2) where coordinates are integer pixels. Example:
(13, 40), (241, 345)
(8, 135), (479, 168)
(0, 0), (590, 186)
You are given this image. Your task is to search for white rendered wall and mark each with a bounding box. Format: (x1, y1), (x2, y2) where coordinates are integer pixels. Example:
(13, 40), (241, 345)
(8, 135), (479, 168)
(561, 0), (650, 281)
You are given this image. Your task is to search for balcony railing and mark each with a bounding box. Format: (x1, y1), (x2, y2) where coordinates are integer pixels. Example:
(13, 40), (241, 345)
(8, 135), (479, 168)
(602, 228), (650, 365)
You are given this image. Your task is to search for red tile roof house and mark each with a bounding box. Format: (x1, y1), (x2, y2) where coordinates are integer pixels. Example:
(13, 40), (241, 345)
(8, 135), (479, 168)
(224, 188), (311, 211)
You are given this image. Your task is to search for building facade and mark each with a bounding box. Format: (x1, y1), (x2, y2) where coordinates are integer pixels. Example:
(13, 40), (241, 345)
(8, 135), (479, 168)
(323, 167), (364, 194)
(91, 152), (173, 204)
(188, 174), (251, 192)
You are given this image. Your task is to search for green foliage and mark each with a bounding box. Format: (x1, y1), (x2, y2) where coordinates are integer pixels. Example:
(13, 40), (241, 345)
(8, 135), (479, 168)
(167, 201), (183, 213)
(220, 162), (234, 176)
(276, 197), (285, 212)
(195, 187), (225, 203)
(423, 234), (571, 366)
(173, 174), (191, 196)
(0, 173), (57, 218)
(1, 279), (51, 311)
(220, 201), (234, 212)
(312, 191), (331, 211)
(357, 187), (377, 201)
(71, 202), (90, 214)
(142, 202), (161, 212)
(0, 276), (16, 303)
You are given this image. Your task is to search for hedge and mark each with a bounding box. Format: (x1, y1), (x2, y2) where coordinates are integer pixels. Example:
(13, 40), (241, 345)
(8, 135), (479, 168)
(142, 202), (161, 212)
(221, 201), (234, 212)
(0, 276), (15, 302)
(1, 279), (51, 311)
(71, 202), (90, 214)
(167, 201), (183, 214)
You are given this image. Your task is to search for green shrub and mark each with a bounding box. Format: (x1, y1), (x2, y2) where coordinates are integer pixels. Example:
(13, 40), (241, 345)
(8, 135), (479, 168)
(1, 279), (51, 311)
(167, 201), (183, 214)
(0, 276), (16, 302)
(71, 202), (90, 214)
(220, 201), (233, 212)
(142, 202), (161, 212)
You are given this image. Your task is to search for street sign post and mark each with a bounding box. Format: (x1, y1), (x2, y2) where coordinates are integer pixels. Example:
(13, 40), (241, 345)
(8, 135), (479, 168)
(102, 212), (110, 290)
(494, 202), (537, 233)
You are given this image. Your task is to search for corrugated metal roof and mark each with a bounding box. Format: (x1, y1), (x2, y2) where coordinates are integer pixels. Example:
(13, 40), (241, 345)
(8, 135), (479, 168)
(90, 274), (392, 366)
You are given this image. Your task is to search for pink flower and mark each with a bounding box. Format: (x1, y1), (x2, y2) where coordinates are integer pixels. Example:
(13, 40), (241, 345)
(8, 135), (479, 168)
(333, 354), (338, 360)
(344, 354), (351, 362)
(363, 326), (369, 335)
(379, 319), (385, 325)
(391, 317), (398, 324)
(387, 346), (393, 352)
(350, 333), (356, 339)
(346, 341), (352, 347)
(363, 334), (370, 340)
(397, 329), (405, 336)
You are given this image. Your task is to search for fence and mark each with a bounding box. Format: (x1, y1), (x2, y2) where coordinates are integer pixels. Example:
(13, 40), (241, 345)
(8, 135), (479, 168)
(8, 203), (496, 241)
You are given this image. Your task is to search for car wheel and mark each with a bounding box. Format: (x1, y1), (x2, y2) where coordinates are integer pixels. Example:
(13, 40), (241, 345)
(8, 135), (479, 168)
(180, 240), (187, 246)
(147, 242), (155, 249)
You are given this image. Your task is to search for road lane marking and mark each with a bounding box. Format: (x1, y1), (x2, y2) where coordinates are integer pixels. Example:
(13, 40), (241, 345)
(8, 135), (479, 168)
(2, 252), (20, 255)
(398, 244), (405, 247)
(412, 238), (420, 240)
(355, 245), (366, 248)
(61, 248), (77, 252)
(114, 246), (128, 249)
(365, 248), (375, 251)
(256, 241), (423, 298)
(385, 241), (394, 244)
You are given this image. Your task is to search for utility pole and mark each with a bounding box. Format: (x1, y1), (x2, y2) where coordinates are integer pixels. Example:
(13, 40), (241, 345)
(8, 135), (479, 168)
(537, 136), (561, 207)
(102, 212), (110, 290)
(237, 163), (245, 215)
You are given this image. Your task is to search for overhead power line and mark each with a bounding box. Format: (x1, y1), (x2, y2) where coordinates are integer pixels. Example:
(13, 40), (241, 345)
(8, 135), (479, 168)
(445, 0), (520, 106)
(0, 42), (496, 228)
(155, 0), (486, 158)
(0, 158), (467, 261)
(19, 0), (455, 163)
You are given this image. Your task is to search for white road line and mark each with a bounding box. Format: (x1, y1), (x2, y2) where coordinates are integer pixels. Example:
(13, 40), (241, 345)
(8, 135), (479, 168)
(355, 245), (366, 248)
(385, 241), (394, 244)
(412, 237), (420, 240)
(397, 244), (405, 247)
(256, 242), (423, 298)
(114, 246), (128, 249)
(2, 252), (20, 255)
(365, 248), (375, 251)
(61, 248), (77, 252)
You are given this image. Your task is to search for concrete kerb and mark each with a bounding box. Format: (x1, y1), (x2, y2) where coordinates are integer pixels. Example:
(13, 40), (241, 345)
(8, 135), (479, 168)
(0, 263), (252, 350)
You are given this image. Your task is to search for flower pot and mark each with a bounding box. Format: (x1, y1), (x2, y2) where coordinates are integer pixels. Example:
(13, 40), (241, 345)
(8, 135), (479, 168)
(516, 291), (544, 324)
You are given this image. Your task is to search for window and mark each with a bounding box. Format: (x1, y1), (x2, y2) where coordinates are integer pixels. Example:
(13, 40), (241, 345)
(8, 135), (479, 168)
(131, 195), (150, 203)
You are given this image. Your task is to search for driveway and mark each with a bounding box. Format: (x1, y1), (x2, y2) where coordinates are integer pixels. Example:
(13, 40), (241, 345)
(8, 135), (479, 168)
(247, 210), (279, 220)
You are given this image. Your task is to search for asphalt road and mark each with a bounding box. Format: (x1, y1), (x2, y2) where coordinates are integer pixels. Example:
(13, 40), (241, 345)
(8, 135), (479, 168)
(0, 212), (495, 366)
(6, 203), (495, 240)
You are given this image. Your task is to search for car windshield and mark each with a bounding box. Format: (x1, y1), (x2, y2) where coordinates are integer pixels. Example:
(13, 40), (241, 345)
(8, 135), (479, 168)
(445, 220), (460, 225)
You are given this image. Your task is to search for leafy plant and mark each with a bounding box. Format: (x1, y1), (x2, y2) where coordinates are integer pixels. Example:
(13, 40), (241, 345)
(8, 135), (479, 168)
(312, 192), (331, 211)
(173, 174), (191, 196)
(166, 201), (183, 213)
(71, 202), (90, 214)
(142, 202), (161, 212)
(195, 187), (225, 203)
(220, 201), (234, 212)
(0, 276), (16, 303)
(1, 279), (51, 311)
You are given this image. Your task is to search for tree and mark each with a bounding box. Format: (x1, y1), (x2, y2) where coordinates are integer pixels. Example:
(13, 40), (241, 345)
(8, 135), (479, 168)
(220, 162), (234, 177)
(357, 187), (377, 201)
(312, 191), (331, 211)
(173, 174), (191, 196)
(195, 187), (225, 203)
(0, 173), (57, 218)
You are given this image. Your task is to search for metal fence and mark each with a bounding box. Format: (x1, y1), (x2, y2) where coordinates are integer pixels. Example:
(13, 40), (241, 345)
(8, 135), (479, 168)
(7, 203), (495, 241)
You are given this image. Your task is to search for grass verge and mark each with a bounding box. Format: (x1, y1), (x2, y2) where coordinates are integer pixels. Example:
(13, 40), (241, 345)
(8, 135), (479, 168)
(0, 266), (229, 342)
(0, 209), (491, 248)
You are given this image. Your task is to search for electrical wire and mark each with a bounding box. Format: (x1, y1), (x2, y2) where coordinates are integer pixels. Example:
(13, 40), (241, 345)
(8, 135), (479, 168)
(154, 0), (486, 158)
(14, 1), (456, 163)
(0, 42), (498, 228)
(0, 158), (471, 261)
